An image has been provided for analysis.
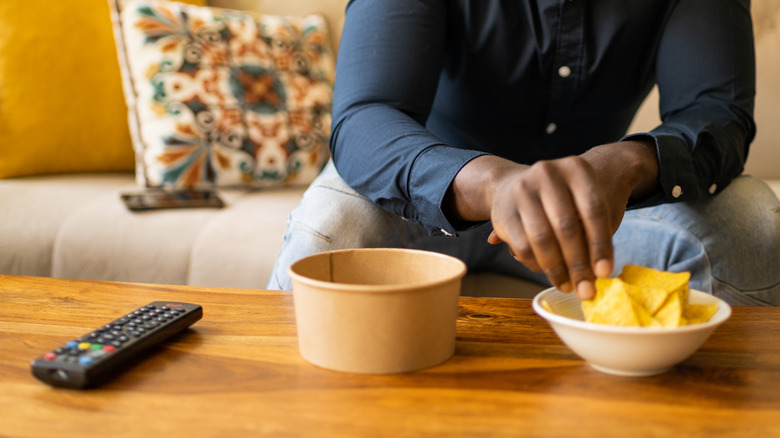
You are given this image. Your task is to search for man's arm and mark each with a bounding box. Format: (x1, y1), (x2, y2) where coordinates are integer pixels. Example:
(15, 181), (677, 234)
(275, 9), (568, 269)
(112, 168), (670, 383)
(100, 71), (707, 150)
(330, 0), (486, 236)
(627, 0), (755, 206)
(445, 139), (659, 299)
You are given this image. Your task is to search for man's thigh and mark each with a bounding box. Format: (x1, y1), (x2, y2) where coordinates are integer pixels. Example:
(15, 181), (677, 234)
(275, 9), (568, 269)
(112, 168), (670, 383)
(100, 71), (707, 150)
(267, 161), (429, 290)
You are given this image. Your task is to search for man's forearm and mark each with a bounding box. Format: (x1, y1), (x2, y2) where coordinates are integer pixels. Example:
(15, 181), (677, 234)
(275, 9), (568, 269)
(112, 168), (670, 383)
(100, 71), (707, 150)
(443, 155), (528, 224)
(582, 139), (660, 203)
(444, 139), (659, 225)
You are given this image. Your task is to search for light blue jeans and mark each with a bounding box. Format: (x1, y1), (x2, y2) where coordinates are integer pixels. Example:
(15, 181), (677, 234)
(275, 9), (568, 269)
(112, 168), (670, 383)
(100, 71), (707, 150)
(268, 161), (780, 306)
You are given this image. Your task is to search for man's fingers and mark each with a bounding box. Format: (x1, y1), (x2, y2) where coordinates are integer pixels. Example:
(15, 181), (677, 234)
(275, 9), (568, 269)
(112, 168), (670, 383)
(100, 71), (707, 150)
(509, 172), (574, 292)
(487, 230), (502, 245)
(536, 160), (599, 296)
(564, 158), (615, 279)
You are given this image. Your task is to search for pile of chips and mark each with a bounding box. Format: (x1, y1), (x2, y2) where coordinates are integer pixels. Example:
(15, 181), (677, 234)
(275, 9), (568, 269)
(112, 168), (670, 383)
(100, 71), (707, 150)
(580, 265), (718, 328)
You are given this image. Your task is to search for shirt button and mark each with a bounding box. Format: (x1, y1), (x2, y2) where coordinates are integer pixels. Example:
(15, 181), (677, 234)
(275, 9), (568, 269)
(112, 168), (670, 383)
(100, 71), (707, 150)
(672, 185), (683, 198)
(545, 122), (557, 134)
(558, 65), (572, 78)
(709, 184), (717, 194)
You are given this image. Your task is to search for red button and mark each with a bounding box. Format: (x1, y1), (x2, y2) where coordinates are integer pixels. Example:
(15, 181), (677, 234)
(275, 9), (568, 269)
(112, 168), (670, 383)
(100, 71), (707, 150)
(103, 345), (116, 353)
(44, 352), (57, 361)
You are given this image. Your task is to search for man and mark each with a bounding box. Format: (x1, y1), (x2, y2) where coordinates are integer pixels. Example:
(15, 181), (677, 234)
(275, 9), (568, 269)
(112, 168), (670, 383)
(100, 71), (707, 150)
(268, 0), (780, 306)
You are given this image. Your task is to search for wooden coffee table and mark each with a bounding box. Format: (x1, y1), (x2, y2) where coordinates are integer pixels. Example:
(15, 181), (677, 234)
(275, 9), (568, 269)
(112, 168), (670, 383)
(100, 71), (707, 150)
(1, 275), (779, 437)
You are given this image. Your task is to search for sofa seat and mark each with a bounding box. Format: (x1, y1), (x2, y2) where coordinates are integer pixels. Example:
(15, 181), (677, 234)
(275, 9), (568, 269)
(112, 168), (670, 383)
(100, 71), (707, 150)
(0, 174), (304, 289)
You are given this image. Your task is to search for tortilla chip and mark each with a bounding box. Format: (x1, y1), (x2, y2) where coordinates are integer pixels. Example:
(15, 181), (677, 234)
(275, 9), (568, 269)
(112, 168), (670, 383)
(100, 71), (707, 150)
(627, 285), (674, 316)
(575, 265), (716, 328)
(654, 291), (686, 327)
(585, 278), (662, 327)
(581, 278), (609, 320)
(619, 264), (690, 304)
(684, 303), (719, 324)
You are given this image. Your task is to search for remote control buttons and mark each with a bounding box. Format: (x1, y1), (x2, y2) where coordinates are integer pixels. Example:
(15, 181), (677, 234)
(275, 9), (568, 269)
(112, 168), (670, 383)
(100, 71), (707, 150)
(43, 339), (122, 364)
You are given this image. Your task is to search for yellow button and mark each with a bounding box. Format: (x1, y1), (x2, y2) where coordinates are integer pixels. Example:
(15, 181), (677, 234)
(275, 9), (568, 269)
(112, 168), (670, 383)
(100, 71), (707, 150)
(709, 184), (717, 194)
(78, 342), (91, 350)
(672, 185), (683, 198)
(558, 65), (572, 78)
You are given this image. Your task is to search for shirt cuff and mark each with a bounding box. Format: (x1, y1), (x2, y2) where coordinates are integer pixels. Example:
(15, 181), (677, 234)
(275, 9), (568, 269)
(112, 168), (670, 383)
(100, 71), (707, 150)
(407, 145), (488, 236)
(621, 131), (700, 208)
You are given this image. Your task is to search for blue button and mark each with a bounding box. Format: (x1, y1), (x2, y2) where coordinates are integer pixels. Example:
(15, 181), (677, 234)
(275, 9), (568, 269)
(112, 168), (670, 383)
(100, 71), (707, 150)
(79, 356), (94, 365)
(66, 341), (78, 348)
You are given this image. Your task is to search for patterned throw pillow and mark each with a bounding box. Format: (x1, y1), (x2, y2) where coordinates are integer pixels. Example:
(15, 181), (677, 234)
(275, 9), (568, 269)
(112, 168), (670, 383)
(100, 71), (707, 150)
(111, 0), (334, 189)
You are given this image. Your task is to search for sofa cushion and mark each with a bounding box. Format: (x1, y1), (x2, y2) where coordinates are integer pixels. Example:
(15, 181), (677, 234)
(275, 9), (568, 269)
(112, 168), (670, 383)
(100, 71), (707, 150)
(186, 187), (306, 287)
(208, 0), (348, 54)
(0, 173), (305, 287)
(111, 0), (335, 189)
(52, 186), (225, 285)
(748, 1), (780, 180)
(0, 174), (138, 276)
(0, 0), (136, 179)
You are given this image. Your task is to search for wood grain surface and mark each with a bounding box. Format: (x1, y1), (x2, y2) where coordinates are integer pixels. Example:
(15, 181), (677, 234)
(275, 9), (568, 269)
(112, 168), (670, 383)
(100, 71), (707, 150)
(1, 275), (778, 437)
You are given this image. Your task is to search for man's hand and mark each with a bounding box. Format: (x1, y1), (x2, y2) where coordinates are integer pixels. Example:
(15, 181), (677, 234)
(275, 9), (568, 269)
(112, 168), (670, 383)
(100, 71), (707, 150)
(444, 140), (659, 299)
(488, 154), (621, 299)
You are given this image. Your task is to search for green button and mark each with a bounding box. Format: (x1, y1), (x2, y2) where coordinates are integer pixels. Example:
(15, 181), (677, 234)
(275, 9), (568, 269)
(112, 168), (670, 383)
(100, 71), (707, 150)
(91, 344), (103, 350)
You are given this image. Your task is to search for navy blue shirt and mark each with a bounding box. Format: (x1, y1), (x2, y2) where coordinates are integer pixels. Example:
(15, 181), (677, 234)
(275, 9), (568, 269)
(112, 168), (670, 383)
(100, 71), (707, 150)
(330, 0), (756, 236)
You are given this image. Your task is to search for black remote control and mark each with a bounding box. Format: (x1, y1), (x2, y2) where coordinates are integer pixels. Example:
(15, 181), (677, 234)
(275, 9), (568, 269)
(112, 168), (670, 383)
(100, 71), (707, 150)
(31, 301), (203, 389)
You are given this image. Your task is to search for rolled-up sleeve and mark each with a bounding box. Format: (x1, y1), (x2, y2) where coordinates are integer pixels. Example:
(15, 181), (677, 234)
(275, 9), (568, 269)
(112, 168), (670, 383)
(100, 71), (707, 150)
(329, 0), (485, 236)
(624, 0), (756, 208)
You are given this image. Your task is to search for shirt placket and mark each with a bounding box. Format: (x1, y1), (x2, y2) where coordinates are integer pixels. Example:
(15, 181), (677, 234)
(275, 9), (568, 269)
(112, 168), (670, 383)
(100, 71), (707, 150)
(545, 0), (585, 150)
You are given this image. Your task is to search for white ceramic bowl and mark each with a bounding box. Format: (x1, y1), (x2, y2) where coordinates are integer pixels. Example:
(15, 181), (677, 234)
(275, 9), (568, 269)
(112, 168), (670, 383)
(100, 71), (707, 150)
(532, 287), (732, 376)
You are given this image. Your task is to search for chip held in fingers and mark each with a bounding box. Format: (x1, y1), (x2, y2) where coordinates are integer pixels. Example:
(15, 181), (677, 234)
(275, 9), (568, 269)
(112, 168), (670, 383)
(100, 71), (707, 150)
(579, 265), (718, 328)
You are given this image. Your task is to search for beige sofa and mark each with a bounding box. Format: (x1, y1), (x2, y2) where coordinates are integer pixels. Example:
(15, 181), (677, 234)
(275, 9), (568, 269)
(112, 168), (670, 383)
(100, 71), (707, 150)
(1, 0), (778, 298)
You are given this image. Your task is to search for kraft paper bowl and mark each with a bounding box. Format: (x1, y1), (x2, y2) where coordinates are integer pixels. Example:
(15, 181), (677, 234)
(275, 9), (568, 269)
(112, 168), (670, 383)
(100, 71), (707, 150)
(288, 248), (467, 374)
(533, 287), (731, 376)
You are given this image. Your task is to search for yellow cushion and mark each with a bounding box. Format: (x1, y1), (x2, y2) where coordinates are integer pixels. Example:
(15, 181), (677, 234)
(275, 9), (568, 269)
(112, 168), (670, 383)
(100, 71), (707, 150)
(0, 0), (203, 179)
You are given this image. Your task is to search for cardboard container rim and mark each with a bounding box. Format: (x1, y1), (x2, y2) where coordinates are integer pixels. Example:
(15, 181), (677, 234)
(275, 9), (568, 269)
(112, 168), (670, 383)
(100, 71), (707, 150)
(287, 248), (468, 293)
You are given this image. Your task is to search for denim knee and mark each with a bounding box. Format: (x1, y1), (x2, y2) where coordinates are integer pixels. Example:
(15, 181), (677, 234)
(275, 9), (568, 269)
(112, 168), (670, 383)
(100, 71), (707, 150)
(615, 176), (780, 306)
(266, 162), (427, 290)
